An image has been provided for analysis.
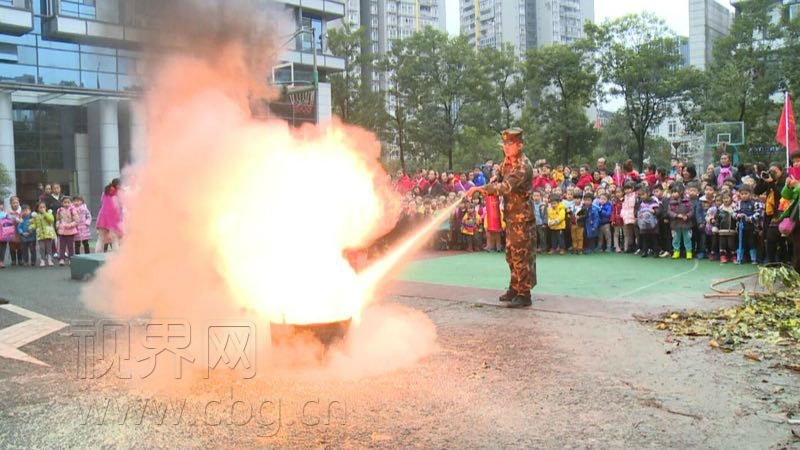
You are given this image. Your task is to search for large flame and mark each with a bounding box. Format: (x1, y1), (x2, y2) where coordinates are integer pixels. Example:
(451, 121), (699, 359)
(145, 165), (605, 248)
(211, 123), (398, 325)
(81, 2), (441, 377)
(82, 47), (451, 332)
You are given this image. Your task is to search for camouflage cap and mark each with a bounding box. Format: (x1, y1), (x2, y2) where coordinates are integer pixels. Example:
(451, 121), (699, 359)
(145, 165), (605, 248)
(501, 127), (524, 143)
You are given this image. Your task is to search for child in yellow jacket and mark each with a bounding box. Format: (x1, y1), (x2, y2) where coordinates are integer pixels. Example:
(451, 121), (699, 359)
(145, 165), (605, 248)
(30, 202), (56, 267)
(547, 193), (566, 254)
(552, 165), (565, 184)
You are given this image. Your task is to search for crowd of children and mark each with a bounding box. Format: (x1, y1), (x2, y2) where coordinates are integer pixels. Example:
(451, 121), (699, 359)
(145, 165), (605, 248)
(0, 179), (122, 269)
(393, 151), (800, 273)
(0, 195), (92, 268)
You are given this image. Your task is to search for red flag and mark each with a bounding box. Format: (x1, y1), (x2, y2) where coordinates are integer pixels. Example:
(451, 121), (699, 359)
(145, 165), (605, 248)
(776, 93), (798, 154)
(594, 115), (601, 130)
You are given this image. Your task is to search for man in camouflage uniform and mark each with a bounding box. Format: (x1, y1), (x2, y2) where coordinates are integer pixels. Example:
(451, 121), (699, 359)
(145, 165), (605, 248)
(467, 128), (536, 308)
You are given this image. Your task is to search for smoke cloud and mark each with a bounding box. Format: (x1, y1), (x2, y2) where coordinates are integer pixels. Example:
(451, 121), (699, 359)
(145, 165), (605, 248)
(81, 0), (437, 380)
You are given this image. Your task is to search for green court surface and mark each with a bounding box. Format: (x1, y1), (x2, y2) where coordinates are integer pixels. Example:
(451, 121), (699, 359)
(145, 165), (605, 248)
(397, 252), (757, 305)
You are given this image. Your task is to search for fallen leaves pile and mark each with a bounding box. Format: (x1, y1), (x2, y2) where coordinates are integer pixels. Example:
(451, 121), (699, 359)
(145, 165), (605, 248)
(651, 266), (800, 370)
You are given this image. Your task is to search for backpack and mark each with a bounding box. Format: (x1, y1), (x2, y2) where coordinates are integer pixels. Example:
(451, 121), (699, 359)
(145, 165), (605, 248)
(0, 217), (16, 242)
(637, 209), (658, 232)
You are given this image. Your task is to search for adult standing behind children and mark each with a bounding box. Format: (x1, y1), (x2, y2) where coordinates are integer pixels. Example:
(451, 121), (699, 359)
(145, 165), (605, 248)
(44, 183), (64, 257)
(96, 178), (123, 253)
(467, 128), (536, 309)
(754, 162), (788, 263)
(779, 151), (800, 273)
(714, 153), (738, 189)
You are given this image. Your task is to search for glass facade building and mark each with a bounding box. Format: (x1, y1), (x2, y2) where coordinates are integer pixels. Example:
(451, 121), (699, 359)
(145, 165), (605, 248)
(1, 0), (345, 211)
(0, 0), (144, 212)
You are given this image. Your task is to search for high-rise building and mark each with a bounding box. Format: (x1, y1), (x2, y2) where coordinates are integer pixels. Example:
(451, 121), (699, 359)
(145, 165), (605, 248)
(361, 0), (447, 91)
(0, 0), (344, 210)
(460, 0), (594, 56)
(688, 0), (732, 71)
(730, 0), (800, 30)
(343, 0), (362, 26)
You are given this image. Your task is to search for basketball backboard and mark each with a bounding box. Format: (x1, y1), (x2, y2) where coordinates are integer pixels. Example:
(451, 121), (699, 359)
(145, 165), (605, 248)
(704, 122), (745, 148)
(271, 62), (294, 86)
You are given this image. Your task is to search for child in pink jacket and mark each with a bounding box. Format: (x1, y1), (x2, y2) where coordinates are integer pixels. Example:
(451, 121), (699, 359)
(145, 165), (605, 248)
(621, 182), (638, 253)
(73, 196), (92, 254)
(55, 197), (79, 265)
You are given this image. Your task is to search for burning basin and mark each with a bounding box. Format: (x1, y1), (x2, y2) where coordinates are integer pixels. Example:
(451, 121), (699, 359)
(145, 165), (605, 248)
(270, 318), (351, 348)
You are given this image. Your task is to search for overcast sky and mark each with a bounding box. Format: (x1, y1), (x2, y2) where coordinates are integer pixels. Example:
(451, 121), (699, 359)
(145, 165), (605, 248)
(445, 0), (735, 37)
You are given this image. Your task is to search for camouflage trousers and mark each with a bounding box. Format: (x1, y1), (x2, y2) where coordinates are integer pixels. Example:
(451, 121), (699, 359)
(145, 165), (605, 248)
(505, 220), (537, 294)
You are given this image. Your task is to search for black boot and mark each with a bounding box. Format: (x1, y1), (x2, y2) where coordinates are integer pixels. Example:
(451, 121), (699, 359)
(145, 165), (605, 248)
(499, 289), (515, 302)
(507, 293), (532, 308)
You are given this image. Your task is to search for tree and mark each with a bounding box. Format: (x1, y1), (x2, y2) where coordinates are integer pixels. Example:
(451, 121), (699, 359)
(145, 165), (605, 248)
(524, 42), (598, 164)
(586, 14), (701, 168)
(595, 111), (638, 164)
(0, 163), (12, 201)
(445, 126), (504, 170)
(412, 29), (483, 169)
(686, 0), (782, 148)
(596, 111), (674, 168)
(380, 29), (483, 170)
(380, 37), (434, 170)
(327, 23), (388, 133)
(783, 2), (800, 96)
(464, 43), (524, 135)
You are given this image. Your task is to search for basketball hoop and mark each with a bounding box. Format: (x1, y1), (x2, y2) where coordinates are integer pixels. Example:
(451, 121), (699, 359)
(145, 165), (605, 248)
(288, 88), (315, 116)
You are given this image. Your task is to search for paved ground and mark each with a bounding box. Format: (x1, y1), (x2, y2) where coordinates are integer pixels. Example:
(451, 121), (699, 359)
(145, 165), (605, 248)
(0, 253), (798, 449)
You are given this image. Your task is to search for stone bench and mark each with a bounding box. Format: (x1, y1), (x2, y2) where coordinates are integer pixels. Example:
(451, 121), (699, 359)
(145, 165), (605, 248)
(70, 253), (108, 281)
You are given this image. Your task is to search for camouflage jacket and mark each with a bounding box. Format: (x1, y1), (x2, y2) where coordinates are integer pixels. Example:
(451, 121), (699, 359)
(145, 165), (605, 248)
(483, 154), (534, 223)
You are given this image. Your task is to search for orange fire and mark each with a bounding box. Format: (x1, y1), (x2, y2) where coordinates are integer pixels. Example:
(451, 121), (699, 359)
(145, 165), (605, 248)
(212, 120), (460, 327)
(211, 121), (400, 325)
(81, 7), (441, 376)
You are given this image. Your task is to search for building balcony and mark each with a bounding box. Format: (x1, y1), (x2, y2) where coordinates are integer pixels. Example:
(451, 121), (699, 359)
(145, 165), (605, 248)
(275, 0), (345, 20)
(283, 49), (345, 74)
(0, 0), (33, 36)
(41, 14), (148, 49)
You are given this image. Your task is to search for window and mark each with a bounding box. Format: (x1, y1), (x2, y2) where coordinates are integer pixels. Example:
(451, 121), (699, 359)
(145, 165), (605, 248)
(59, 0), (97, 19)
(38, 48), (80, 69)
(0, 62), (36, 84)
(668, 120), (678, 139)
(300, 15), (324, 52)
(38, 67), (80, 87)
(80, 53), (116, 72)
(0, 43), (17, 63)
(80, 71), (117, 90)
